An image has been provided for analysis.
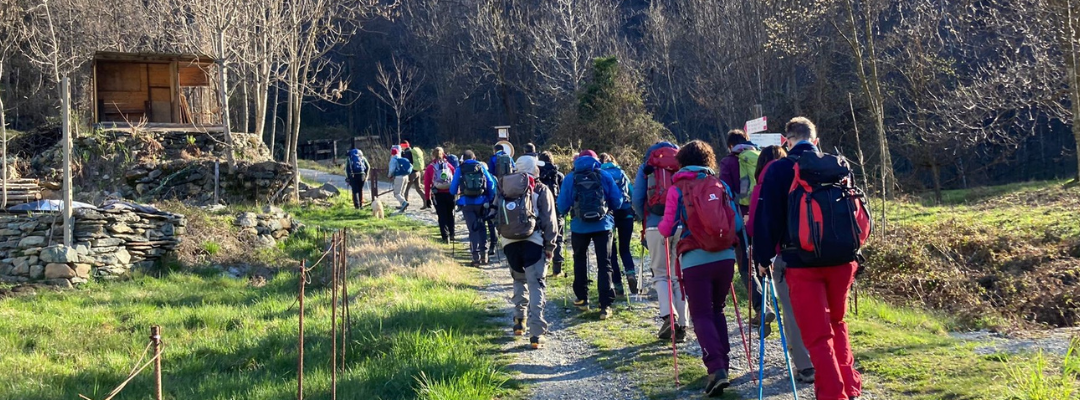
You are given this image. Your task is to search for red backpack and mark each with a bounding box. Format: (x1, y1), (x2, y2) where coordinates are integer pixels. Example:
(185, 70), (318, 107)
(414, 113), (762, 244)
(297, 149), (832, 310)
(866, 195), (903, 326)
(646, 147), (680, 216)
(674, 173), (738, 255)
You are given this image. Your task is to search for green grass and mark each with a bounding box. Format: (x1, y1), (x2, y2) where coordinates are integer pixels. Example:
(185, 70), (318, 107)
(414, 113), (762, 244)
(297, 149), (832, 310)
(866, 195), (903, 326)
(297, 159), (343, 175)
(0, 195), (511, 400)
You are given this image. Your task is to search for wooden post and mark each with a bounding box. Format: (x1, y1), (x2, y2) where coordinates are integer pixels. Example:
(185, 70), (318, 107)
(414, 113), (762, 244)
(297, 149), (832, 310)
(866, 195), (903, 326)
(369, 170), (378, 204)
(341, 228), (348, 371)
(151, 326), (163, 400)
(331, 231), (338, 400)
(61, 77), (73, 247)
(214, 161), (220, 205)
(297, 260), (305, 400)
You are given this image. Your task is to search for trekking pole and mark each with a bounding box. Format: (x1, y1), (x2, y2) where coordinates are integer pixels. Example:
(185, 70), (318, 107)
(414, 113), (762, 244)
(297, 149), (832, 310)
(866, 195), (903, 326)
(852, 279), (860, 317)
(767, 276), (800, 400)
(663, 238), (681, 387)
(729, 283), (756, 382)
(757, 272), (769, 400)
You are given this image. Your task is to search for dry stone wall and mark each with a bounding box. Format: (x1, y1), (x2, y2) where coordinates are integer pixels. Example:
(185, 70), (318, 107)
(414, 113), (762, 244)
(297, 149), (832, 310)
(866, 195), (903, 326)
(0, 207), (186, 287)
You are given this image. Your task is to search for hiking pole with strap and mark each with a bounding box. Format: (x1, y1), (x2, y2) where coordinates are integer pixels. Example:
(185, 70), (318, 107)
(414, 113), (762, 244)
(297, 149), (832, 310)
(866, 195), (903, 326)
(757, 270), (770, 399)
(663, 237), (681, 387)
(767, 275), (800, 400)
(729, 282), (756, 382)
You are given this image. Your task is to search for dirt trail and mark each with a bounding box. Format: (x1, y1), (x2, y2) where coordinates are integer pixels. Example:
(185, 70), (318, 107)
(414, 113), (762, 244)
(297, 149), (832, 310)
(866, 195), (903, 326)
(300, 168), (869, 399)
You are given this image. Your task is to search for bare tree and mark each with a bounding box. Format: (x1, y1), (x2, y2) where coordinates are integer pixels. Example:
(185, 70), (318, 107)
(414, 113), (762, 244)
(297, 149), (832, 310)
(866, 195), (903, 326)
(368, 56), (427, 144)
(0, 0), (23, 208)
(189, 0), (239, 172)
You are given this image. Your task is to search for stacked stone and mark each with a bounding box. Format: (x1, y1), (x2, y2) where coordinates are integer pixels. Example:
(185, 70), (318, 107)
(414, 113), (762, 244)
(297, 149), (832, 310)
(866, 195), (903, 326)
(124, 160), (293, 204)
(0, 207), (186, 287)
(235, 206), (299, 248)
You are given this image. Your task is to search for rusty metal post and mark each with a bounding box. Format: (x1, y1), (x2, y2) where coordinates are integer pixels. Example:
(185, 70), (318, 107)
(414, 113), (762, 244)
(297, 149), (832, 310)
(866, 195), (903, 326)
(151, 326), (162, 400)
(297, 260), (306, 400)
(331, 231), (339, 400)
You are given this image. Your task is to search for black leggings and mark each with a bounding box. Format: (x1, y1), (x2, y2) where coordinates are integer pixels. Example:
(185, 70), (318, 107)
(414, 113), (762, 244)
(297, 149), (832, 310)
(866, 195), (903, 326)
(609, 216), (636, 288)
(433, 192), (456, 240)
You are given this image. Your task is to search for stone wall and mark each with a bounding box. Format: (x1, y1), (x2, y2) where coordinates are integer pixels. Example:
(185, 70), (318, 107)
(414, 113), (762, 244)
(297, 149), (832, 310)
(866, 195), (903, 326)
(125, 160), (293, 205)
(235, 206), (300, 248)
(0, 207), (186, 286)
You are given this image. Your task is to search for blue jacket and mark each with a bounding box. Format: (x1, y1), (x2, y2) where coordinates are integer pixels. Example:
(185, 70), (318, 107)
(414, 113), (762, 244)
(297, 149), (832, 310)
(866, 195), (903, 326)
(450, 159), (496, 206)
(753, 141), (817, 268)
(632, 142), (678, 228)
(600, 162), (634, 216)
(557, 156), (624, 234)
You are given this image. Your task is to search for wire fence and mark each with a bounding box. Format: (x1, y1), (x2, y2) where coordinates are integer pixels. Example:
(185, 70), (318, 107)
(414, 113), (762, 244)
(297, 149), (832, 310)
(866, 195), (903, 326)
(79, 228), (352, 400)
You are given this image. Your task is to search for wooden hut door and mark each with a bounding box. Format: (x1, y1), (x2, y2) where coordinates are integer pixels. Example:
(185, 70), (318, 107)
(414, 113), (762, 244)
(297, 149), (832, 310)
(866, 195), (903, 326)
(148, 63), (172, 123)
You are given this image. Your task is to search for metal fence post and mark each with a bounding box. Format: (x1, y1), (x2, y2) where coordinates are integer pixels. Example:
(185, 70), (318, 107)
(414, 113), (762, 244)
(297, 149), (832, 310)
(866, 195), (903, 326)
(297, 260), (305, 400)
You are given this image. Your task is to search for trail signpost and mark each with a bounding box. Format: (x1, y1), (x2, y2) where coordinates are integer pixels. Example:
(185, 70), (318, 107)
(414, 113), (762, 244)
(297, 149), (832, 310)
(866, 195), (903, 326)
(744, 116), (768, 135)
(750, 133), (785, 149)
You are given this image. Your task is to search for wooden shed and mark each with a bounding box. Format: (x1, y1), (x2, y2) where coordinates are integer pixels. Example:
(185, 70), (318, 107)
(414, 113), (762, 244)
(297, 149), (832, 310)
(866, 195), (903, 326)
(91, 52), (221, 127)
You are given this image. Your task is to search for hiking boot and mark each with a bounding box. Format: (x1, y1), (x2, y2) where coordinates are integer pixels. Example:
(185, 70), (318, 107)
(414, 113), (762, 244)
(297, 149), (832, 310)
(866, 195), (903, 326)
(599, 308), (612, 320)
(658, 315), (673, 341)
(674, 325), (687, 343)
(488, 247), (496, 256)
(529, 336), (544, 350)
(481, 255), (489, 265)
(512, 318), (525, 336)
(627, 275), (639, 295)
(614, 289), (626, 300)
(399, 202), (409, 212)
(573, 299), (589, 310)
(796, 368), (815, 384)
(470, 260), (480, 268)
(551, 266), (563, 277)
(751, 311), (776, 338)
(704, 370), (730, 397)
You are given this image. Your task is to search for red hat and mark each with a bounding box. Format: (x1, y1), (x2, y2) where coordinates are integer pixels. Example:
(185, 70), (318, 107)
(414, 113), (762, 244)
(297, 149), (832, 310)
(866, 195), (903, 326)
(399, 140), (410, 149)
(579, 150), (598, 159)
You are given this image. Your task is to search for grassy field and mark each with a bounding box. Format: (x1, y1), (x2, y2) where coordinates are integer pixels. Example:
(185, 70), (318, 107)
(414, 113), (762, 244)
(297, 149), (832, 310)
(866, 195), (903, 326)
(0, 197), (510, 400)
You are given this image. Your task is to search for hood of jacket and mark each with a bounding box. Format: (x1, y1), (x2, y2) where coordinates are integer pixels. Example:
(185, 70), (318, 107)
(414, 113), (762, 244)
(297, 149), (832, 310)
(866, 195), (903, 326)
(460, 159), (482, 167)
(732, 143), (758, 154)
(600, 162), (621, 174)
(673, 166), (716, 183)
(573, 156), (601, 172)
(642, 141), (678, 164)
(349, 148), (362, 158)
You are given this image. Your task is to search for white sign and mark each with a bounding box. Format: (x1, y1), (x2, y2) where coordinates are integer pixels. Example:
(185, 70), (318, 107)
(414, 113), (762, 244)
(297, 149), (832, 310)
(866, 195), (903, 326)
(744, 116), (768, 134)
(750, 133), (785, 149)
(495, 125), (510, 140)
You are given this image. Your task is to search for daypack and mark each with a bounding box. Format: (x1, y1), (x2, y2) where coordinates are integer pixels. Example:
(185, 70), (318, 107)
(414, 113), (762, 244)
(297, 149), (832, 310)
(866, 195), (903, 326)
(494, 153), (515, 178)
(432, 160), (452, 190)
(460, 162), (488, 197)
(496, 173), (537, 240)
(646, 147), (679, 215)
(347, 152), (367, 178)
(572, 169), (608, 222)
(603, 165), (632, 206)
(737, 148), (761, 207)
(539, 164), (561, 199)
(392, 157), (413, 177)
(402, 148), (415, 164)
(786, 152), (873, 267)
(674, 174), (738, 255)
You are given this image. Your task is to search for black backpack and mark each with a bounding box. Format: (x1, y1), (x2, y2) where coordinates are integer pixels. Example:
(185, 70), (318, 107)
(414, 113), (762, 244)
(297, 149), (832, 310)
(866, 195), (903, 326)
(460, 163), (488, 197)
(573, 169), (608, 222)
(539, 164), (561, 198)
(785, 152), (873, 267)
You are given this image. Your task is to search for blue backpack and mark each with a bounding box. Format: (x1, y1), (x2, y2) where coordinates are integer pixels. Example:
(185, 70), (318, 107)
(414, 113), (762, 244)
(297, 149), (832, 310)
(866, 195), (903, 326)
(393, 157), (413, 177)
(347, 151), (367, 177)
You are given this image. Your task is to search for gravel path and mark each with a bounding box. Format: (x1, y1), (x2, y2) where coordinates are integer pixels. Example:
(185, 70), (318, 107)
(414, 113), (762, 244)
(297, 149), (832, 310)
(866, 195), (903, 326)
(299, 168), (887, 399)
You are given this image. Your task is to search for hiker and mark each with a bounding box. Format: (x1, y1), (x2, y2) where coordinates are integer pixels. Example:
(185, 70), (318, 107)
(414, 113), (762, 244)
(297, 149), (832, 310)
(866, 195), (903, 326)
(401, 141), (430, 210)
(632, 141), (689, 342)
(522, 143), (538, 158)
(537, 151), (566, 277)
(489, 144), (516, 178)
(720, 129), (773, 332)
(599, 153), (637, 297)
(450, 150), (497, 267)
(658, 140), (748, 397)
(447, 153), (461, 169)
(388, 146), (413, 212)
(497, 155), (558, 350)
(424, 147), (457, 243)
(754, 117), (869, 400)
(556, 150), (624, 320)
(345, 148), (369, 209)
(746, 144), (815, 384)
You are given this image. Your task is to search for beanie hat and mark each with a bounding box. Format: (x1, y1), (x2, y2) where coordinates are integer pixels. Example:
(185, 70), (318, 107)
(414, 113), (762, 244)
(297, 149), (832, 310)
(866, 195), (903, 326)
(515, 155), (544, 177)
(578, 150), (598, 159)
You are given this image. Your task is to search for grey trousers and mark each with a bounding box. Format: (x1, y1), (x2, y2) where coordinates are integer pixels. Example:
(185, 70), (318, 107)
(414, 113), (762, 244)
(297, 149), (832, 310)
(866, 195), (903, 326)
(648, 228), (688, 326)
(775, 257), (813, 371)
(506, 241), (548, 338)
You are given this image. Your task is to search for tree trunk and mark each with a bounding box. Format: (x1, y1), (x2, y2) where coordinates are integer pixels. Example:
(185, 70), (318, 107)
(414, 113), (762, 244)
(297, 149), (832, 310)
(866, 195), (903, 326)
(931, 160), (942, 203)
(0, 62), (7, 209)
(269, 83), (280, 160)
(241, 79), (249, 134)
(217, 30), (237, 173)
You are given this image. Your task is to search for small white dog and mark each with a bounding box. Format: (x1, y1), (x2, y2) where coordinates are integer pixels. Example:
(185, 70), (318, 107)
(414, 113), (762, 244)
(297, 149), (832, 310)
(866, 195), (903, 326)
(371, 198), (386, 219)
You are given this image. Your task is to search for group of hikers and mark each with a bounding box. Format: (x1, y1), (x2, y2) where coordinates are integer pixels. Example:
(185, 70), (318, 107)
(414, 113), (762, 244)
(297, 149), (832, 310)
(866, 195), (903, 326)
(344, 117), (871, 400)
